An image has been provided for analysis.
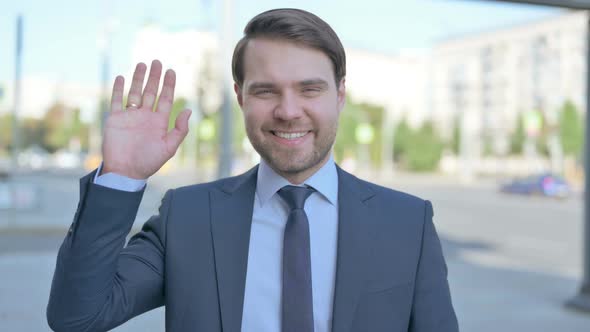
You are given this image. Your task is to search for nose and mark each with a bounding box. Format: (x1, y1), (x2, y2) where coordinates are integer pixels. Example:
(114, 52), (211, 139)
(273, 91), (303, 121)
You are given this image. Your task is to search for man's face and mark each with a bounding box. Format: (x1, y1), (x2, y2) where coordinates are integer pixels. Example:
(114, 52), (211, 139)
(235, 38), (345, 183)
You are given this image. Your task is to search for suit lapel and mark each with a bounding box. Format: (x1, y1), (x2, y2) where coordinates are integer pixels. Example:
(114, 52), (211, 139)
(210, 166), (258, 332)
(331, 167), (377, 332)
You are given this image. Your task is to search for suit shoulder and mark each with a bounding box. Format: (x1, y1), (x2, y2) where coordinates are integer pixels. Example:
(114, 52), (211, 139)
(353, 175), (427, 205)
(167, 167), (257, 198)
(167, 177), (229, 196)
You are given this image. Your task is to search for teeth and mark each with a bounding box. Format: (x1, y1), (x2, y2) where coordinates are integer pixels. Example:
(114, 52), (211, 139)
(274, 131), (308, 139)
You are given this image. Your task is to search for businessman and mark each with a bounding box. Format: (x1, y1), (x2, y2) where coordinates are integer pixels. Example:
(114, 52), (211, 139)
(47, 8), (458, 332)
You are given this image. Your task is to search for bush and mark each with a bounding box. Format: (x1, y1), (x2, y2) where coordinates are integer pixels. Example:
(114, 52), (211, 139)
(394, 120), (444, 172)
(559, 101), (584, 159)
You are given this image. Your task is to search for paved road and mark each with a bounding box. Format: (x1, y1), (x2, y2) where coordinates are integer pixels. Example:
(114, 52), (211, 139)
(1, 169), (589, 331)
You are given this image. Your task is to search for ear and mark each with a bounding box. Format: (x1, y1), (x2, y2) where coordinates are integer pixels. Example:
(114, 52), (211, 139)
(337, 78), (346, 113)
(234, 83), (243, 108)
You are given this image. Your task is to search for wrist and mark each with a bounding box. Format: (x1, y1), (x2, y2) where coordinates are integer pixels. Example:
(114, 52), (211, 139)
(101, 163), (145, 180)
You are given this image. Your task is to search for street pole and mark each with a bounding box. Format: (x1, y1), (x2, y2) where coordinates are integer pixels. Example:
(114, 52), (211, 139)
(217, 0), (233, 178)
(11, 15), (23, 174)
(566, 11), (590, 312)
(100, 32), (110, 134)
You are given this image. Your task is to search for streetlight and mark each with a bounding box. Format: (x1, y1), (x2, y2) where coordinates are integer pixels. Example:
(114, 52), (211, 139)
(217, 0), (234, 178)
(12, 15), (23, 174)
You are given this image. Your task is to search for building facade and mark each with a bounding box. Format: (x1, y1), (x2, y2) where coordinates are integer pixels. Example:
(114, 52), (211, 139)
(431, 10), (587, 156)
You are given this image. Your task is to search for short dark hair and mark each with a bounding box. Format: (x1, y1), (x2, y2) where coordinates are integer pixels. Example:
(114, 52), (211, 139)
(232, 8), (346, 88)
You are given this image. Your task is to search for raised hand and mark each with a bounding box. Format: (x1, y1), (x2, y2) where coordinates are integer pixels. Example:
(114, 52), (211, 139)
(101, 60), (192, 179)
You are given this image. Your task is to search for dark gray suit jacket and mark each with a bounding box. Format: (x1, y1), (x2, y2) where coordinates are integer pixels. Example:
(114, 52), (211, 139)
(47, 165), (458, 332)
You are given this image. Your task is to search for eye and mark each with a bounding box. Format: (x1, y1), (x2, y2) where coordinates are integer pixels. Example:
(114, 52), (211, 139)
(301, 87), (322, 96)
(254, 89), (275, 96)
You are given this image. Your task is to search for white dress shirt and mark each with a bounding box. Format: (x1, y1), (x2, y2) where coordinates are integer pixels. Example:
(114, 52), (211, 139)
(94, 157), (339, 332)
(241, 158), (338, 332)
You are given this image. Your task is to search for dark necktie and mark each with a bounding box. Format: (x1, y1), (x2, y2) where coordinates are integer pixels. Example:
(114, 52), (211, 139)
(278, 185), (315, 332)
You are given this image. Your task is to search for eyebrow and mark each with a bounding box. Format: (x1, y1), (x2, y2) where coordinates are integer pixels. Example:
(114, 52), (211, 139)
(247, 82), (277, 94)
(297, 79), (329, 88)
(246, 79), (330, 94)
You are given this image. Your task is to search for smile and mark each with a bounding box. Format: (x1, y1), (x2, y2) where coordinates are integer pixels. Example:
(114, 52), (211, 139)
(271, 131), (310, 139)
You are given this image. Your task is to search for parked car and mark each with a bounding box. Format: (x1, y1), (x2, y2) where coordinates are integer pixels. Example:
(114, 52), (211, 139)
(500, 173), (571, 198)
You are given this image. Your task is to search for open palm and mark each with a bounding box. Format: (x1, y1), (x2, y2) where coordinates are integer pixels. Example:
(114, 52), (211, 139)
(102, 60), (191, 179)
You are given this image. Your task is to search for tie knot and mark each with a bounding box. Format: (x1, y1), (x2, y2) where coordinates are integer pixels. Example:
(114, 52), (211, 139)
(278, 185), (315, 210)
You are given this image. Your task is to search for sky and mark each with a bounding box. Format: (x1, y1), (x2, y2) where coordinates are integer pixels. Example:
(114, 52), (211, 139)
(0, 0), (562, 96)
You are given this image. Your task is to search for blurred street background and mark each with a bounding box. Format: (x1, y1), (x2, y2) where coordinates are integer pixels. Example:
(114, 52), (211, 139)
(2, 0), (590, 331)
(2, 168), (589, 331)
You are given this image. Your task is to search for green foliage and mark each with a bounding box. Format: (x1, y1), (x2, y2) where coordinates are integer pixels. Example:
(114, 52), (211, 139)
(450, 116), (461, 155)
(393, 118), (411, 161)
(0, 105), (90, 154)
(334, 97), (384, 167)
(43, 102), (69, 152)
(233, 102), (247, 154)
(405, 122), (445, 171)
(334, 99), (359, 162)
(0, 114), (14, 151)
(21, 117), (46, 149)
(393, 119), (445, 172)
(482, 134), (494, 157)
(0, 114), (46, 152)
(191, 99), (246, 165)
(40, 102), (90, 153)
(509, 114), (525, 155)
(559, 101), (584, 158)
(360, 102), (384, 166)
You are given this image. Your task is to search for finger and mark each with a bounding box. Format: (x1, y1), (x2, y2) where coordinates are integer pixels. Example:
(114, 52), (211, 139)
(155, 69), (176, 113)
(141, 59), (163, 111)
(111, 76), (125, 113)
(165, 109), (192, 155)
(127, 62), (147, 109)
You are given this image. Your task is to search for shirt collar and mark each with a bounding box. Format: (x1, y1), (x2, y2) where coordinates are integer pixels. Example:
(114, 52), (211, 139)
(256, 155), (338, 207)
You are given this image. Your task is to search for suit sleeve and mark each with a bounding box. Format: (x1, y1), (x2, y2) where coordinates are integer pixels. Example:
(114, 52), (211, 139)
(47, 171), (172, 332)
(409, 200), (459, 332)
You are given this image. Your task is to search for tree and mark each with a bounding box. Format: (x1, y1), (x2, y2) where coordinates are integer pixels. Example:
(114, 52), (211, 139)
(509, 114), (525, 155)
(450, 115), (461, 155)
(42, 102), (70, 152)
(404, 122), (445, 171)
(359, 101), (384, 166)
(334, 96), (361, 163)
(0, 114), (13, 152)
(482, 133), (495, 157)
(393, 118), (411, 162)
(41, 102), (90, 153)
(391, 119), (445, 172)
(559, 100), (584, 159)
(21, 117), (45, 150)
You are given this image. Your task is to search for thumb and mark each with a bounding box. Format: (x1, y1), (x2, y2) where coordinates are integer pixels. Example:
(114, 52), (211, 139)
(165, 109), (192, 152)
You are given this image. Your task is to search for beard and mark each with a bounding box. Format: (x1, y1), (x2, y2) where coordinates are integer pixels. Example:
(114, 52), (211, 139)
(247, 121), (338, 178)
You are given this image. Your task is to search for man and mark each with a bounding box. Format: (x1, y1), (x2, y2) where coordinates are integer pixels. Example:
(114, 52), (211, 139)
(47, 8), (458, 332)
